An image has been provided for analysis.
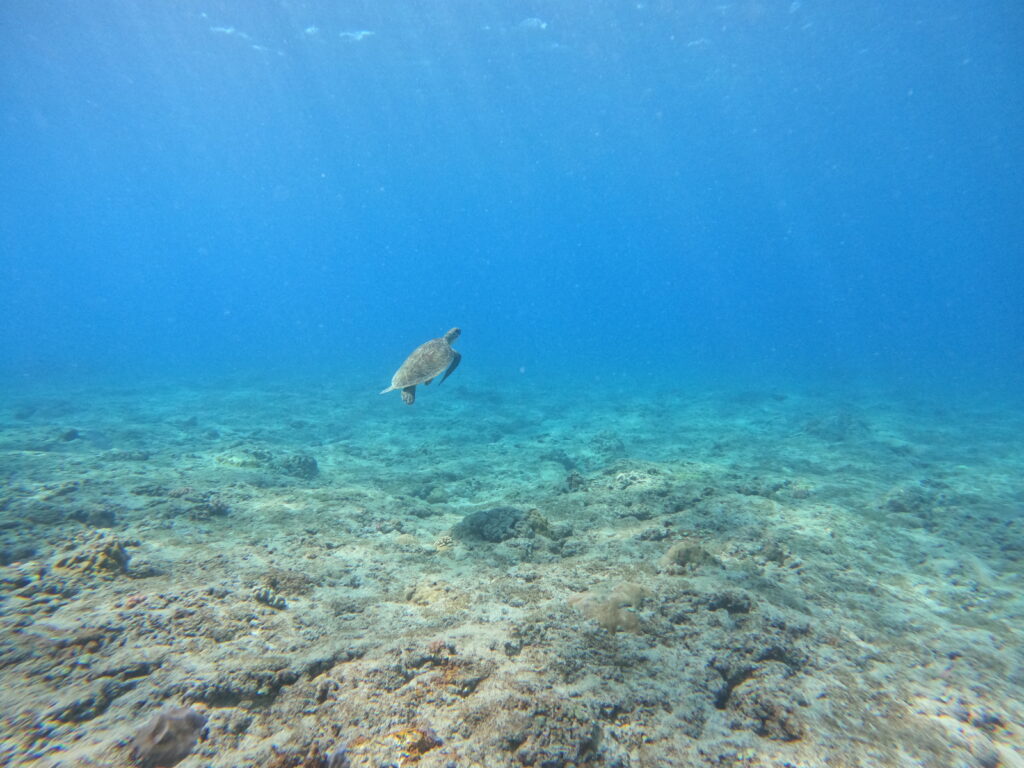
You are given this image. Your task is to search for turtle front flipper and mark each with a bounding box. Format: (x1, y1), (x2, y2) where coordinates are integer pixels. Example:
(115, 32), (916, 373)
(401, 386), (417, 405)
(439, 352), (461, 385)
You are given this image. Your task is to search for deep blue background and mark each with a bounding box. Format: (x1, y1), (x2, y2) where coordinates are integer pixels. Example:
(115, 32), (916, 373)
(2, 1), (1021, 392)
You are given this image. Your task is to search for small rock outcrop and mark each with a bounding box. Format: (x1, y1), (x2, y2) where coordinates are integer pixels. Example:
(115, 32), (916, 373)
(453, 507), (551, 543)
(54, 535), (132, 575)
(130, 706), (207, 767)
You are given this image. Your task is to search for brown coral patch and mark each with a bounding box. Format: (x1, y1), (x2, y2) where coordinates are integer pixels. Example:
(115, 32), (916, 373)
(350, 726), (442, 766)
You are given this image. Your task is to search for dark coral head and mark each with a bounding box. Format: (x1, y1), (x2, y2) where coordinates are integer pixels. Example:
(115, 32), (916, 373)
(130, 707), (207, 768)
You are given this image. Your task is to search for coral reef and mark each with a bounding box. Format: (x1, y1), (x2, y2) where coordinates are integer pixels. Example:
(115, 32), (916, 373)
(0, 381), (1020, 768)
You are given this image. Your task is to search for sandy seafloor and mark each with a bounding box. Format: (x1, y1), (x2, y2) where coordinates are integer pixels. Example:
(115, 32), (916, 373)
(1, 372), (1022, 768)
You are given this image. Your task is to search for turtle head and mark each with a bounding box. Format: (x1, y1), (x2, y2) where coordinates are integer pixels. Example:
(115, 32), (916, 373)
(443, 327), (461, 343)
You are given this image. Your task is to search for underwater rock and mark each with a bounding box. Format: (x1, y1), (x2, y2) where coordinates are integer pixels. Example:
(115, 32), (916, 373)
(70, 504), (119, 528)
(1, 560), (80, 612)
(393, 642), (494, 698)
(0, 542), (37, 566)
(708, 621), (811, 739)
(216, 446), (318, 480)
(341, 726), (441, 766)
(266, 741), (352, 768)
(563, 470), (586, 493)
(589, 430), (626, 467)
(25, 501), (65, 525)
(882, 485), (935, 516)
(171, 658), (305, 706)
(387, 727), (442, 760)
(145, 487), (231, 519)
(453, 507), (551, 543)
(37, 480), (79, 501)
(404, 578), (469, 610)
(638, 525), (671, 541)
(132, 483), (169, 497)
(216, 446), (274, 469)
(466, 692), (602, 767)
(408, 505), (443, 518)
(420, 484), (449, 504)
(707, 590), (754, 615)
(757, 540), (789, 565)
(662, 541), (718, 573)
(541, 449), (577, 471)
(276, 453), (319, 480)
(253, 586), (287, 609)
(712, 659), (807, 741)
(130, 706), (208, 767)
(189, 494), (230, 519)
(54, 534), (132, 575)
(52, 679), (136, 724)
(802, 409), (869, 442)
(261, 566), (318, 596)
(603, 463), (668, 492)
(735, 476), (791, 498)
(571, 582), (653, 634)
(593, 462), (673, 519)
(104, 449), (151, 462)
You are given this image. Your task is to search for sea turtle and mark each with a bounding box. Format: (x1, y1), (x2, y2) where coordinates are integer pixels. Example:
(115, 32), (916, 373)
(380, 328), (462, 405)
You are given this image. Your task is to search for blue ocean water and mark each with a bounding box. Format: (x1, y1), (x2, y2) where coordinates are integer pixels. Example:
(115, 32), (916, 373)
(3, 6), (1024, 765)
(1, 0), (1022, 392)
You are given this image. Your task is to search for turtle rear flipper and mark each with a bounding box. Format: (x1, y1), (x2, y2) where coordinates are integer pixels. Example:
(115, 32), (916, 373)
(401, 386), (416, 405)
(439, 352), (461, 385)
